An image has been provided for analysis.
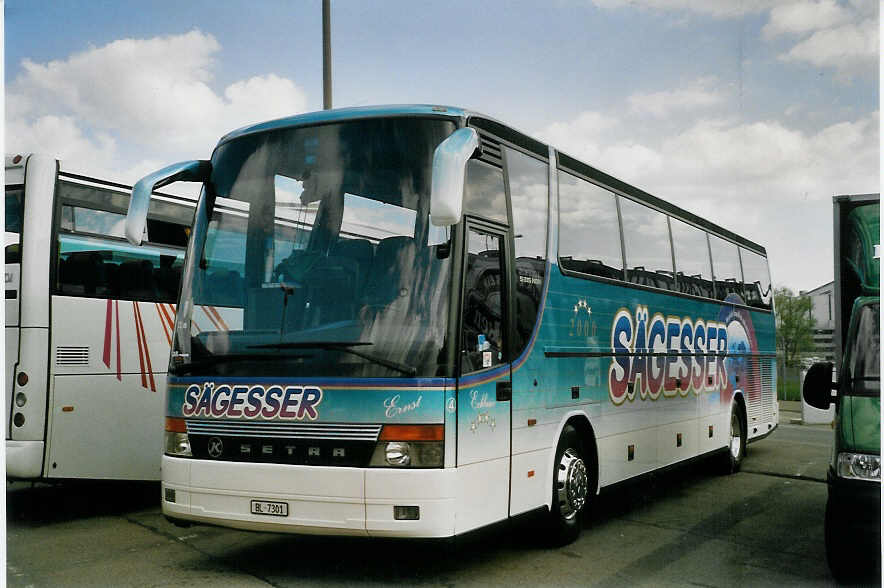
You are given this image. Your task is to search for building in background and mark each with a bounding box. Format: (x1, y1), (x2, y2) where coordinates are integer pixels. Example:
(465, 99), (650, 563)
(800, 281), (835, 363)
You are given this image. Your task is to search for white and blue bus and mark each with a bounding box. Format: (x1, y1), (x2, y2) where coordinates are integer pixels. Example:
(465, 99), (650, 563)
(125, 106), (777, 542)
(5, 154), (196, 481)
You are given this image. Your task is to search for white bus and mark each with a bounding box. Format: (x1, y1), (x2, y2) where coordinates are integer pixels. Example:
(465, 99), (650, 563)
(5, 153), (195, 481)
(127, 106), (777, 543)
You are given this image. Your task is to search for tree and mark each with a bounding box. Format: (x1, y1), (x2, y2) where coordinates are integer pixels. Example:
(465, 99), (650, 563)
(774, 287), (816, 367)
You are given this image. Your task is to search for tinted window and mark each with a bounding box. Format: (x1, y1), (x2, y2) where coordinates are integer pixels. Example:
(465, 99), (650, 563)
(57, 234), (184, 301)
(55, 181), (191, 302)
(506, 147), (547, 354)
(740, 247), (772, 309)
(671, 217), (714, 298)
(709, 235), (743, 301)
(620, 198), (674, 290)
(5, 186), (24, 233)
(558, 171), (623, 280)
(464, 160), (507, 224)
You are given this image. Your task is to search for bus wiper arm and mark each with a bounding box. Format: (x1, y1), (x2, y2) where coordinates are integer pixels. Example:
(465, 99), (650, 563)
(170, 352), (311, 375)
(249, 341), (417, 377)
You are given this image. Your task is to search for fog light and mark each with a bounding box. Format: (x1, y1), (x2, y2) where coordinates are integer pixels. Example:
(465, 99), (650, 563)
(15, 392), (27, 407)
(385, 442), (411, 466)
(393, 505), (420, 520)
(13, 413), (25, 427)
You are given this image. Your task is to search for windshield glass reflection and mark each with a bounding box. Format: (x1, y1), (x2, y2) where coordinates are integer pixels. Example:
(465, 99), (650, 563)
(178, 118), (456, 378)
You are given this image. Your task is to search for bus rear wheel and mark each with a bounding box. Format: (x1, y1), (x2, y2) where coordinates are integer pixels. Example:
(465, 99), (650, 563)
(546, 425), (590, 546)
(720, 403), (746, 474)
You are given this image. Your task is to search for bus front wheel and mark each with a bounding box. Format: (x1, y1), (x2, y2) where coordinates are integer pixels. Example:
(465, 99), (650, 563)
(546, 424), (590, 545)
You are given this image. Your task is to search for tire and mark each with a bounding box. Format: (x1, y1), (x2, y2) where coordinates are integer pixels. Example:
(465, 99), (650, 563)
(824, 497), (862, 583)
(546, 424), (592, 546)
(720, 402), (746, 474)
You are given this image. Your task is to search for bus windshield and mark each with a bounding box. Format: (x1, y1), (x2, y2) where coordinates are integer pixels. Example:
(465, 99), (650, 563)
(175, 117), (457, 378)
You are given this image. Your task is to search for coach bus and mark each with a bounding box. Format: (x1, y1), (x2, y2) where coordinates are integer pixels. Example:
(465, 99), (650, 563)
(5, 153), (197, 481)
(125, 105), (777, 543)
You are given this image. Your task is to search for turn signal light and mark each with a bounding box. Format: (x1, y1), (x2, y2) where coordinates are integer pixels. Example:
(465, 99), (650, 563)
(379, 424), (444, 441)
(165, 417), (187, 433)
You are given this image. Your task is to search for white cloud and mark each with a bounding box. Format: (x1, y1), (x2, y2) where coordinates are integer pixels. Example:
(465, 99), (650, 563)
(6, 30), (309, 180)
(627, 78), (724, 117)
(762, 0), (852, 38)
(779, 18), (878, 75)
(536, 107), (879, 291)
(591, 0), (879, 78)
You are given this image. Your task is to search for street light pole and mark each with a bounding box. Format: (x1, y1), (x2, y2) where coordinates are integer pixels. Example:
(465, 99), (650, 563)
(322, 0), (332, 110)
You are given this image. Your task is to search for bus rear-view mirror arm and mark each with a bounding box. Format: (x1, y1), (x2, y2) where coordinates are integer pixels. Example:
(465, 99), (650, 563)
(430, 127), (480, 227)
(125, 160), (212, 245)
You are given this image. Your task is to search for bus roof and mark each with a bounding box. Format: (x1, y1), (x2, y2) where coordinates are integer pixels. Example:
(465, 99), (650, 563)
(215, 105), (767, 256)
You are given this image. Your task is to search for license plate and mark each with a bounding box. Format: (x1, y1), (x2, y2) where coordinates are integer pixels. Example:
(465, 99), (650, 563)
(250, 500), (288, 517)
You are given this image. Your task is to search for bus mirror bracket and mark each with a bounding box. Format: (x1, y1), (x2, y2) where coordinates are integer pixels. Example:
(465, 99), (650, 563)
(802, 361), (836, 410)
(125, 160), (212, 245)
(429, 127), (480, 227)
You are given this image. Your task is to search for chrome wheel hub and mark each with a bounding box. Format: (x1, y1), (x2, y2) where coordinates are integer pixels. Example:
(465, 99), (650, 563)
(730, 411), (742, 459)
(556, 448), (588, 520)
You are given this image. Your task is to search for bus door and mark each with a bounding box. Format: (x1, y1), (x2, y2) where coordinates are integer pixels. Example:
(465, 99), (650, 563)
(456, 222), (513, 532)
(5, 185), (24, 434)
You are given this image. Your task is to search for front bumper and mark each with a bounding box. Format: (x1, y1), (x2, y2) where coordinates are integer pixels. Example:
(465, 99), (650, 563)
(162, 456), (457, 537)
(827, 467), (882, 540)
(6, 440), (44, 479)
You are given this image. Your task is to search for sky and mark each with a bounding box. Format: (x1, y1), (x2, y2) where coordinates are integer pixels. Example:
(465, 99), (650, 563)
(4, 0), (880, 292)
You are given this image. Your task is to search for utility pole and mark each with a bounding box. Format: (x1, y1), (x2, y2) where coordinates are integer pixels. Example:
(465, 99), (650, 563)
(322, 0), (332, 110)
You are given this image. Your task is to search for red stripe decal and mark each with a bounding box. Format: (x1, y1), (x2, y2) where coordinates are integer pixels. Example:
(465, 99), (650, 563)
(202, 306), (222, 331)
(163, 304), (177, 334)
(133, 302), (147, 388)
(103, 299), (113, 368)
(207, 306), (229, 332)
(115, 301), (122, 381)
(156, 304), (172, 346)
(136, 303), (156, 392)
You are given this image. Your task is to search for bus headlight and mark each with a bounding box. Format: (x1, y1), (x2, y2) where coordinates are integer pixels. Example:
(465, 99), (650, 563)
(837, 452), (881, 481)
(369, 425), (443, 468)
(165, 432), (192, 457)
(165, 417), (191, 457)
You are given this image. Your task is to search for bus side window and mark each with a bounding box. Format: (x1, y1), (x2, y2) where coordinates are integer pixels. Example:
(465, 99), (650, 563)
(709, 235), (744, 302)
(463, 160), (507, 224)
(739, 247), (772, 309)
(671, 217), (714, 298)
(557, 171), (624, 281)
(619, 198), (675, 291)
(505, 146), (548, 355)
(54, 181), (189, 303)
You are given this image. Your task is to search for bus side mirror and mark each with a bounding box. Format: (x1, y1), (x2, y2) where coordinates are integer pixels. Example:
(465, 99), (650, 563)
(803, 361), (836, 410)
(429, 127), (479, 227)
(125, 160), (212, 245)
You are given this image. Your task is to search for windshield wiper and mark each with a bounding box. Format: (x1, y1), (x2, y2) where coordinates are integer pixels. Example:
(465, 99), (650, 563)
(170, 352), (311, 375)
(248, 341), (418, 377)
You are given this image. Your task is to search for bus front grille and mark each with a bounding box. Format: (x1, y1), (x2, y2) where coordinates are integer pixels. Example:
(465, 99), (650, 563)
(185, 421), (382, 467)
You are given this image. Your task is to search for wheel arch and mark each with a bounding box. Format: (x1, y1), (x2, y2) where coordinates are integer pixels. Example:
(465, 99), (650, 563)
(545, 411), (600, 509)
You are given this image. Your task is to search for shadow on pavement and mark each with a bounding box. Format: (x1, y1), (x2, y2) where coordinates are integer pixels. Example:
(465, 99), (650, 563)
(7, 480), (160, 526)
